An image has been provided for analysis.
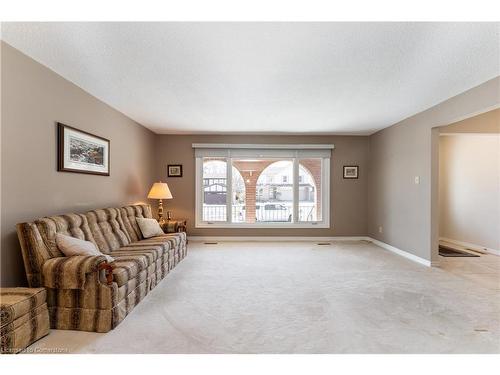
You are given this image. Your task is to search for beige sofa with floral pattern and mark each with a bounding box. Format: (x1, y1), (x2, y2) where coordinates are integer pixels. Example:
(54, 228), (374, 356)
(16, 204), (187, 333)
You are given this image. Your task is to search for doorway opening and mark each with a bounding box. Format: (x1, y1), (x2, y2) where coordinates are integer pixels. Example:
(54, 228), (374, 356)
(435, 109), (499, 287)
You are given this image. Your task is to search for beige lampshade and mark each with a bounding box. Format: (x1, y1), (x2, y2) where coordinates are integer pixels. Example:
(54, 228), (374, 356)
(147, 182), (173, 199)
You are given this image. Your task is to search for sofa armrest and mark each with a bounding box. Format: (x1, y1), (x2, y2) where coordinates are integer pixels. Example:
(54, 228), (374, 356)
(42, 255), (112, 290)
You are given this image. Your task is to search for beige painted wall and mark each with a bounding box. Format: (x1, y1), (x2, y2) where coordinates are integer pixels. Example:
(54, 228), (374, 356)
(155, 135), (370, 237)
(440, 108), (500, 134)
(368, 77), (500, 262)
(439, 134), (500, 251)
(1, 42), (157, 286)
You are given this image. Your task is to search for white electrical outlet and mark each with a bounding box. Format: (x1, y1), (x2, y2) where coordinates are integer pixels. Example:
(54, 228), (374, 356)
(414, 176), (420, 184)
(378, 226), (383, 233)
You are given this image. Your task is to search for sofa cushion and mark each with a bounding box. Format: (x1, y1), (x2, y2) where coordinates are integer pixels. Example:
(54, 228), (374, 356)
(136, 217), (164, 238)
(35, 214), (96, 258)
(150, 233), (185, 250)
(111, 255), (150, 287)
(112, 245), (166, 265)
(56, 233), (114, 263)
(109, 231), (180, 287)
(86, 208), (130, 253)
(119, 205), (153, 243)
(135, 237), (173, 252)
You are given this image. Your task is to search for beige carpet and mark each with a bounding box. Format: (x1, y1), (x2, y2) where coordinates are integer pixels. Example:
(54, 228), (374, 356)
(27, 241), (500, 354)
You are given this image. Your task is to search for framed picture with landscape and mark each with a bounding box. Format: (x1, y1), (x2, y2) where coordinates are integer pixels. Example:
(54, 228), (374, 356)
(57, 122), (110, 176)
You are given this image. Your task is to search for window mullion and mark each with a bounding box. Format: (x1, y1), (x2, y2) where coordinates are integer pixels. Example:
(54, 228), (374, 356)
(293, 157), (299, 223)
(226, 157), (232, 223)
(195, 157), (201, 225)
(323, 157), (330, 226)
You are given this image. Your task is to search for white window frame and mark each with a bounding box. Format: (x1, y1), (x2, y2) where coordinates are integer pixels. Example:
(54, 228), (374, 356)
(194, 144), (333, 229)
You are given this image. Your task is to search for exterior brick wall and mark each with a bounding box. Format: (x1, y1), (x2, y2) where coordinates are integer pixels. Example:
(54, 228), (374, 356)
(232, 160), (275, 223)
(299, 159), (322, 220)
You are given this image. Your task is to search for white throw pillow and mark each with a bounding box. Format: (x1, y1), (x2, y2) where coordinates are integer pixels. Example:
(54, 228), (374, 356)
(55, 233), (114, 263)
(136, 217), (164, 238)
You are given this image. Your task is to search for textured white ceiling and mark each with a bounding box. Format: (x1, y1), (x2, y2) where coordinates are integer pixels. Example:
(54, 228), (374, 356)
(2, 22), (499, 134)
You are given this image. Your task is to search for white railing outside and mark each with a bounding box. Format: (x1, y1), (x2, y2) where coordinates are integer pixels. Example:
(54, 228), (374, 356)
(203, 203), (317, 222)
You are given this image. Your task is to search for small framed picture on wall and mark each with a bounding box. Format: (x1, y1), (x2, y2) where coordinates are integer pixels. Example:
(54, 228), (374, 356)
(343, 166), (359, 179)
(167, 164), (183, 177)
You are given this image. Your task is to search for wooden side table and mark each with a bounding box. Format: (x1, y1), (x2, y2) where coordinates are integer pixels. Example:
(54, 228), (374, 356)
(161, 219), (187, 234)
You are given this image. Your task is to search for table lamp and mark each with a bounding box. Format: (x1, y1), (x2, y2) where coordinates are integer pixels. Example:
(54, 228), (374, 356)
(147, 181), (173, 225)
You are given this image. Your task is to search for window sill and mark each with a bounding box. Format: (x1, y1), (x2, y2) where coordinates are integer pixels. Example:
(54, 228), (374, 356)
(195, 222), (330, 229)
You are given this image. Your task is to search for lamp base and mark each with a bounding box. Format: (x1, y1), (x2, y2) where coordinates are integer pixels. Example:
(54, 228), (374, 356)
(157, 199), (166, 225)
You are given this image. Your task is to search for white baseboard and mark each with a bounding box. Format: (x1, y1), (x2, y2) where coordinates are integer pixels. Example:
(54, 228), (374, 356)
(439, 237), (500, 256)
(188, 235), (436, 267)
(368, 238), (434, 267)
(188, 236), (370, 242)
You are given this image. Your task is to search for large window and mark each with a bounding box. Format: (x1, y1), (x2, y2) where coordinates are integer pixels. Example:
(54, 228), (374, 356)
(195, 144), (332, 228)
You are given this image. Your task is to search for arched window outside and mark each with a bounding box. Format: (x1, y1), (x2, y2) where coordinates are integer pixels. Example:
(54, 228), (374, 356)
(255, 161), (293, 222)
